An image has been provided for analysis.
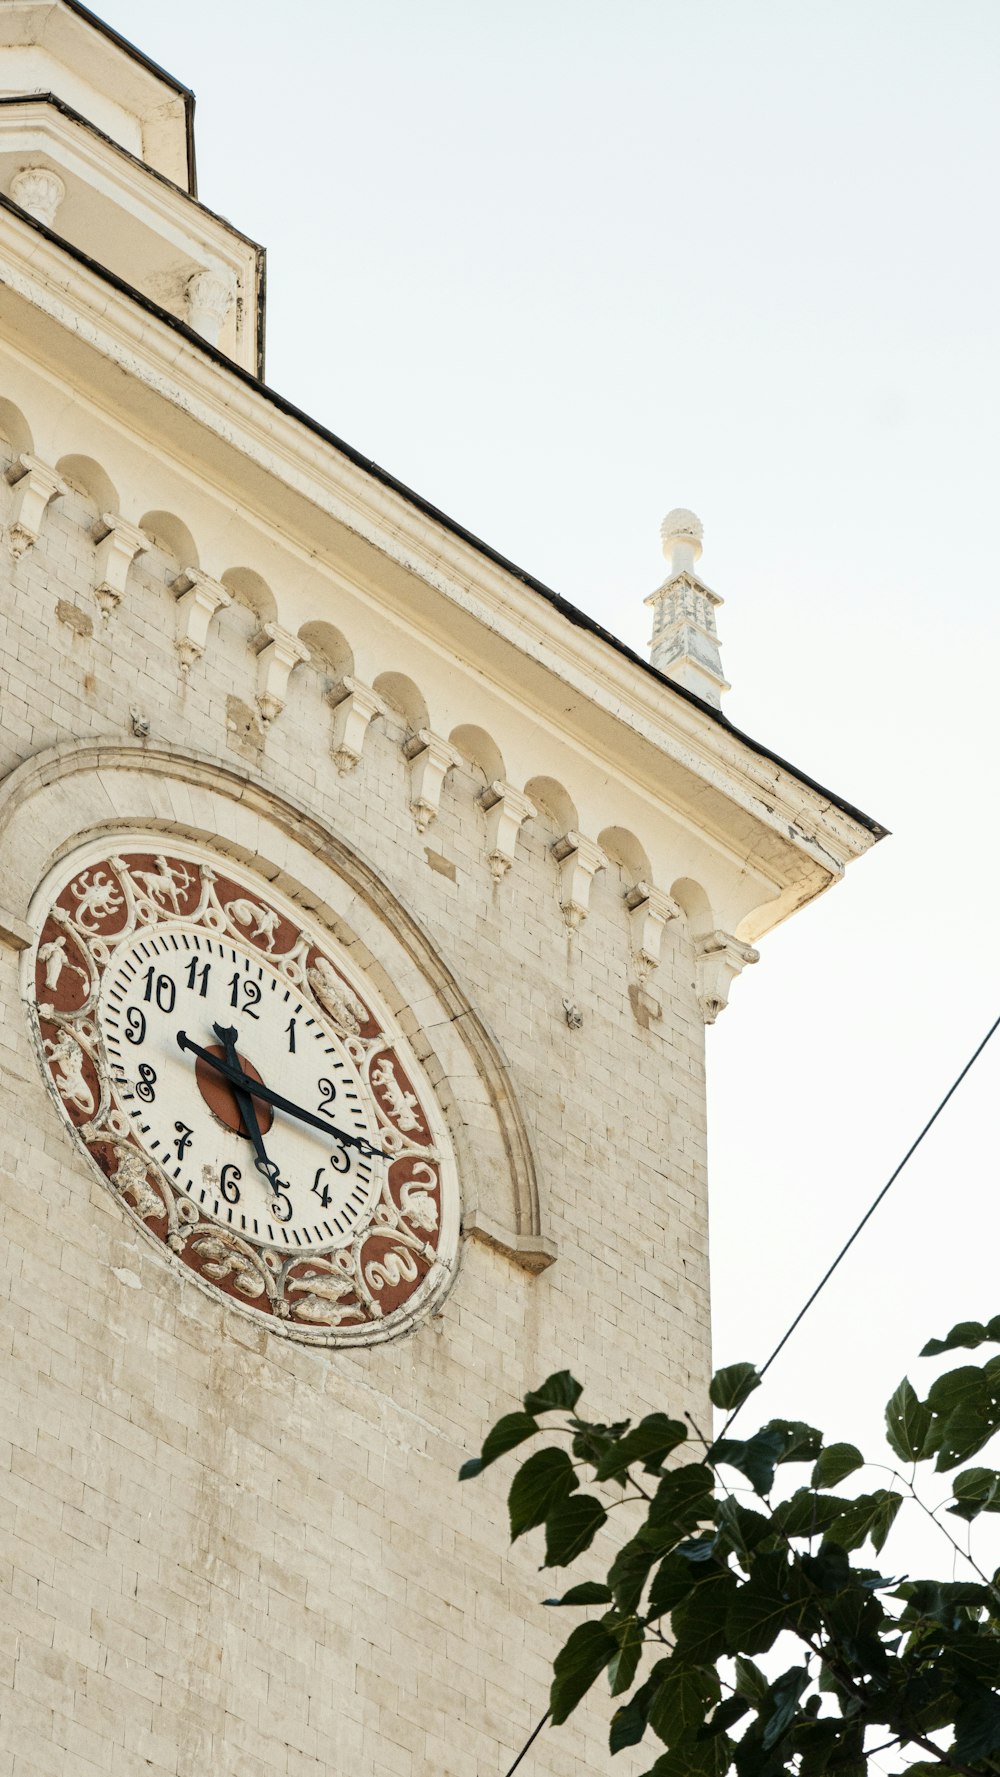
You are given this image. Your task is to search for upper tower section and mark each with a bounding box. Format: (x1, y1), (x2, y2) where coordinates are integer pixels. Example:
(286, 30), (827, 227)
(0, 0), (264, 373)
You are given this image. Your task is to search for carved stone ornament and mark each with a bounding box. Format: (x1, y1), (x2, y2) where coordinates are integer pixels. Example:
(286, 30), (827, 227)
(24, 840), (460, 1345)
(9, 165), (66, 229)
(5, 453), (66, 558)
(695, 929), (760, 1024)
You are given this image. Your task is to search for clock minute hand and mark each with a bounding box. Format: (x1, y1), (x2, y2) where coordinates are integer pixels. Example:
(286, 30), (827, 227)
(176, 1030), (390, 1161)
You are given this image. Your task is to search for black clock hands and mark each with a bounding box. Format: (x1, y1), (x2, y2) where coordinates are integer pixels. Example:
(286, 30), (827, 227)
(210, 1024), (293, 1220)
(176, 1027), (390, 1161)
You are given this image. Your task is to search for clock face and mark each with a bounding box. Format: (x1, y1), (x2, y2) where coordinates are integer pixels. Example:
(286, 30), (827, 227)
(99, 928), (384, 1251)
(26, 841), (458, 1343)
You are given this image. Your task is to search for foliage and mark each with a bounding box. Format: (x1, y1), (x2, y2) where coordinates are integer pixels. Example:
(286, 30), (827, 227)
(461, 1317), (1000, 1774)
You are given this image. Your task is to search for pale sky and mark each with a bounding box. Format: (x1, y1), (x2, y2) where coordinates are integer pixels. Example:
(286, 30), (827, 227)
(97, 0), (1000, 1463)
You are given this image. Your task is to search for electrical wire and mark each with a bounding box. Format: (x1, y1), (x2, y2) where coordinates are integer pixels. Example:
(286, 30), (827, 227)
(499, 1008), (1000, 1776)
(719, 1007), (1000, 1436)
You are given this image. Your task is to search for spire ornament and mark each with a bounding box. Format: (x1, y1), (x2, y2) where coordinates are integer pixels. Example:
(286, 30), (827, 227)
(645, 508), (730, 708)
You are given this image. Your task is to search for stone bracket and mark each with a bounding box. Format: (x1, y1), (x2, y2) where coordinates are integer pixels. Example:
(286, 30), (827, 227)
(172, 567), (232, 671)
(464, 1209), (557, 1274)
(254, 622), (310, 724)
(92, 513), (148, 615)
(327, 677), (387, 775)
(402, 730), (460, 832)
(625, 880), (681, 979)
(551, 831), (606, 928)
(478, 781), (536, 880)
(0, 905), (32, 950)
(5, 453), (66, 557)
(695, 928), (759, 1023)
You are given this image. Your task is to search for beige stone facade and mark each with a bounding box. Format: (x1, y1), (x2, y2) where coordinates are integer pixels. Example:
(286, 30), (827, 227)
(0, 6), (881, 1774)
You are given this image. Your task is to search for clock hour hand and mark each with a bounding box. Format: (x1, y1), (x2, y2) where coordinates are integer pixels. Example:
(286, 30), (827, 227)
(176, 1028), (390, 1161)
(210, 1024), (291, 1215)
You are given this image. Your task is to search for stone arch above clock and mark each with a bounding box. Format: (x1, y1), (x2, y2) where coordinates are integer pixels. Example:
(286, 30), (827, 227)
(0, 739), (553, 1280)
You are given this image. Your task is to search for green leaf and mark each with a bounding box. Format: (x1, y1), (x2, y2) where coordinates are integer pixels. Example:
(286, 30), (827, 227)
(646, 1464), (716, 1539)
(648, 1661), (719, 1746)
(926, 1363), (1000, 1469)
(675, 1533), (718, 1563)
(714, 1497), (773, 1564)
(761, 1664), (809, 1750)
(725, 1551), (798, 1656)
(921, 1317), (1000, 1357)
(543, 1581), (613, 1607)
(670, 1572), (739, 1664)
(758, 1418), (823, 1464)
(549, 1618), (617, 1724)
(704, 1695), (751, 1737)
(811, 1442), (864, 1489)
(544, 1492), (607, 1566)
(884, 1377), (932, 1462)
(508, 1447), (577, 1541)
(609, 1660), (668, 1753)
(732, 1654), (769, 1703)
(796, 1717), (855, 1776)
(709, 1361), (761, 1411)
(608, 1614), (644, 1696)
(458, 1410), (538, 1480)
(523, 1371), (582, 1415)
(800, 1543), (852, 1596)
(953, 1682), (1000, 1763)
(609, 1536), (660, 1614)
(824, 1488), (903, 1555)
(571, 1419), (631, 1470)
(948, 1464), (1000, 1520)
(594, 1413), (687, 1481)
(771, 1487), (853, 1540)
(647, 1552), (700, 1619)
(712, 1428), (787, 1495)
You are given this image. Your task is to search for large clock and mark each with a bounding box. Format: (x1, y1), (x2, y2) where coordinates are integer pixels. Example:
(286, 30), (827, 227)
(25, 839), (459, 1342)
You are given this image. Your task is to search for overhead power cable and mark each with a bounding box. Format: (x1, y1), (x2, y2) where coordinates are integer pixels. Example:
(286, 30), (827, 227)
(499, 1009), (1000, 1777)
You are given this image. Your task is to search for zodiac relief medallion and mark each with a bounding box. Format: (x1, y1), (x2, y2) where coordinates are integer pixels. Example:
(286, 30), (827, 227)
(25, 839), (460, 1343)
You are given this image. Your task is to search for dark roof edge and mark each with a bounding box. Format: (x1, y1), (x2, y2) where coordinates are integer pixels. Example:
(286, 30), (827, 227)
(0, 189), (886, 842)
(0, 94), (255, 249)
(61, 0), (197, 195)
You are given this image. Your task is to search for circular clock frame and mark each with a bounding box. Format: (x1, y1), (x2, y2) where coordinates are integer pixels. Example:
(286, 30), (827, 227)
(23, 836), (460, 1344)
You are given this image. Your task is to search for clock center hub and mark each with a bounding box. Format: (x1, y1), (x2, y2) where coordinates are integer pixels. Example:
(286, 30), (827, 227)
(194, 1044), (274, 1138)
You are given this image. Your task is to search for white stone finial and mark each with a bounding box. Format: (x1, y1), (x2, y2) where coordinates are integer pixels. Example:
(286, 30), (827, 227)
(645, 506), (729, 709)
(660, 508), (704, 575)
(9, 166), (66, 229)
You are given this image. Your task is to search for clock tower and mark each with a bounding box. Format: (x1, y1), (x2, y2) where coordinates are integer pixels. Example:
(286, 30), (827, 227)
(0, 5), (882, 1773)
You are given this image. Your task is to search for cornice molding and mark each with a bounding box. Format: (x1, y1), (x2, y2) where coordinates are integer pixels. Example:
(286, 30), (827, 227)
(0, 205), (882, 941)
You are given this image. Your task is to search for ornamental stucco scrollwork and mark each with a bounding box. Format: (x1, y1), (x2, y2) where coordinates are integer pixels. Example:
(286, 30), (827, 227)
(28, 840), (461, 1344)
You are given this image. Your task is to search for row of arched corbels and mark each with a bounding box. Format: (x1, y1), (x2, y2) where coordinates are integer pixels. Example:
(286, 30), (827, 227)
(0, 405), (759, 1022)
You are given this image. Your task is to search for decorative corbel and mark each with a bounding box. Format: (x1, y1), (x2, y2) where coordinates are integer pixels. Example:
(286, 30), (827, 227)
(172, 568), (231, 671)
(5, 454), (66, 558)
(91, 514), (148, 616)
(327, 677), (387, 775)
(185, 266), (237, 348)
(478, 782), (536, 880)
(625, 880), (682, 980)
(402, 731), (460, 832)
(550, 832), (607, 929)
(695, 929), (759, 1024)
(254, 623), (310, 725)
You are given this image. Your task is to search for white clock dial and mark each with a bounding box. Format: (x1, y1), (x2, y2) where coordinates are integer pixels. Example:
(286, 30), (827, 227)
(99, 928), (383, 1251)
(28, 840), (458, 1343)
